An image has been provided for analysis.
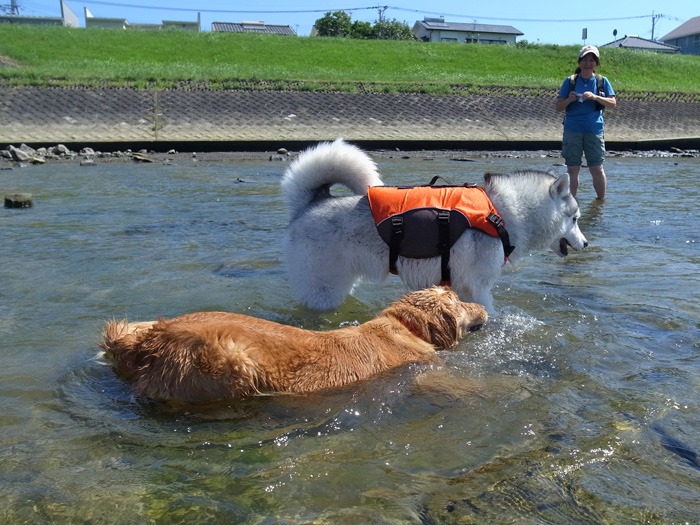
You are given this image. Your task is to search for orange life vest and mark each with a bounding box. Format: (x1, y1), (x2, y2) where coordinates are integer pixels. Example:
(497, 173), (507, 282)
(367, 181), (514, 283)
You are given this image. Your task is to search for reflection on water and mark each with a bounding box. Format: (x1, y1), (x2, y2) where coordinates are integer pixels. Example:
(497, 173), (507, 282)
(1, 155), (698, 523)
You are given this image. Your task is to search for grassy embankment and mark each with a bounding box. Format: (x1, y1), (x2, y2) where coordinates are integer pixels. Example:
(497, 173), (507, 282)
(0, 24), (699, 96)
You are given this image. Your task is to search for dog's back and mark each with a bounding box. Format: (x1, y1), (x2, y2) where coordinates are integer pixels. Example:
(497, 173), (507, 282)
(102, 313), (429, 402)
(102, 314), (269, 401)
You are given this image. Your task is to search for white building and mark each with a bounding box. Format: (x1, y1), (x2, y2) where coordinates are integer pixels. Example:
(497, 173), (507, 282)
(412, 17), (523, 44)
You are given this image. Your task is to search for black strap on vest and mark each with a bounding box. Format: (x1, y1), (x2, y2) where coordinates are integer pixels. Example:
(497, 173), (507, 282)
(428, 175), (454, 186)
(390, 212), (513, 279)
(389, 210), (453, 283)
(389, 216), (403, 275)
(437, 210), (451, 284)
(487, 213), (515, 258)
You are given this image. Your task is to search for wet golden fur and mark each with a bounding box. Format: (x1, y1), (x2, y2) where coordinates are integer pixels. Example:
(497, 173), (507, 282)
(100, 287), (487, 402)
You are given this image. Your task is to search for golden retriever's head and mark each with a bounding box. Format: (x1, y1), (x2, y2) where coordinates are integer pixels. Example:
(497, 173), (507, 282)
(382, 287), (488, 349)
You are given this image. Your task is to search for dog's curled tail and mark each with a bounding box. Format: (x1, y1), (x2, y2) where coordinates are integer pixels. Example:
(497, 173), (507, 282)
(281, 139), (383, 219)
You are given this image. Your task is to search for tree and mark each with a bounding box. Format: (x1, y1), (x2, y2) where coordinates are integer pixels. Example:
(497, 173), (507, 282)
(314, 11), (352, 37)
(314, 12), (414, 41)
(371, 19), (413, 41)
(350, 20), (374, 40)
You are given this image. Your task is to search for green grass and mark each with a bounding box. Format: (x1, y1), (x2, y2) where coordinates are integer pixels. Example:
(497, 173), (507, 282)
(1, 24), (699, 94)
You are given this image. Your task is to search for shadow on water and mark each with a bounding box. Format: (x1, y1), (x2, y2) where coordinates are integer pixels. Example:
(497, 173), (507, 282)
(650, 422), (700, 470)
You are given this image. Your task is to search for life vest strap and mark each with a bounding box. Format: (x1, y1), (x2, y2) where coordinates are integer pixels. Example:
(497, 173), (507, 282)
(389, 216), (403, 275)
(487, 213), (515, 259)
(437, 210), (451, 283)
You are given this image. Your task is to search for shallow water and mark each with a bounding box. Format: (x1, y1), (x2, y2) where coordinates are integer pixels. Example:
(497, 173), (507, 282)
(1, 153), (698, 524)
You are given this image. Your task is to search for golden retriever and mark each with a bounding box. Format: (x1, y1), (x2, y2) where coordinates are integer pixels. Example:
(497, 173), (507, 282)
(100, 287), (487, 402)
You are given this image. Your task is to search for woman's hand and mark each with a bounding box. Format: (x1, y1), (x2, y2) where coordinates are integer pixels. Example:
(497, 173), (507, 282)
(584, 91), (617, 109)
(556, 91), (579, 111)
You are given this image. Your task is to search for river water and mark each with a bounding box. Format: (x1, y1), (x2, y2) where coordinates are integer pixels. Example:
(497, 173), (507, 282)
(1, 153), (698, 524)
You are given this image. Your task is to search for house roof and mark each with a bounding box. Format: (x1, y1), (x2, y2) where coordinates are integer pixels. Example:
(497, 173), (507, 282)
(0, 15), (64, 25)
(601, 34), (679, 52)
(211, 21), (296, 35)
(660, 16), (700, 41)
(414, 18), (523, 36)
(86, 17), (128, 23)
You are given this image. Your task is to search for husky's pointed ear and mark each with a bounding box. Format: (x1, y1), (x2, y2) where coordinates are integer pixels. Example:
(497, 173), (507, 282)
(550, 173), (571, 198)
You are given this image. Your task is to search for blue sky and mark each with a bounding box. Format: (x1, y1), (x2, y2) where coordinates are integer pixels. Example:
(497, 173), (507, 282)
(14, 0), (697, 45)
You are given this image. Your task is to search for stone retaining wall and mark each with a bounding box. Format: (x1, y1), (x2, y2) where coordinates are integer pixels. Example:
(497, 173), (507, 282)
(1, 86), (699, 146)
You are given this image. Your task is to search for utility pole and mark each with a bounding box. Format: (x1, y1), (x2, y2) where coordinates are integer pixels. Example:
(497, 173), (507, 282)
(651, 11), (663, 40)
(377, 5), (388, 22)
(1, 0), (21, 15)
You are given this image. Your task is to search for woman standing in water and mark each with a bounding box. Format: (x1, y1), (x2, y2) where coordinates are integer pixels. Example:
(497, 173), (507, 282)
(556, 45), (616, 200)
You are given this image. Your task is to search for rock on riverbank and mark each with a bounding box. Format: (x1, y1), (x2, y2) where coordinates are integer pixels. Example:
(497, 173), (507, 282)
(1, 141), (698, 169)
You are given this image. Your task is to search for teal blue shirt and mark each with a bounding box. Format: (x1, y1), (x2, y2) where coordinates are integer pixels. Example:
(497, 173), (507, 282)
(558, 75), (615, 134)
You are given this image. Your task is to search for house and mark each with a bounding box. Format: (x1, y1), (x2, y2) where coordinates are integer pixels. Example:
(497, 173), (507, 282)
(659, 16), (700, 55)
(84, 8), (200, 31)
(0, 0), (78, 27)
(85, 17), (129, 30)
(162, 20), (200, 32)
(601, 34), (679, 53)
(0, 14), (64, 26)
(412, 17), (523, 44)
(211, 21), (296, 36)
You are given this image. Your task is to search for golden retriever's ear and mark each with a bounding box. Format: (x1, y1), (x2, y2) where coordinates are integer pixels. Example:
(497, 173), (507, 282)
(426, 310), (460, 349)
(383, 287), (461, 349)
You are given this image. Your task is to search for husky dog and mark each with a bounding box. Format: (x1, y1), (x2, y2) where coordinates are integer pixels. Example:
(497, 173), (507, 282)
(282, 139), (588, 313)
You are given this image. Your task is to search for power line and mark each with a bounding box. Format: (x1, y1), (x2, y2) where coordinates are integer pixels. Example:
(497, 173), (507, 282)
(387, 6), (654, 23)
(66, 1), (659, 25)
(67, 1), (381, 15)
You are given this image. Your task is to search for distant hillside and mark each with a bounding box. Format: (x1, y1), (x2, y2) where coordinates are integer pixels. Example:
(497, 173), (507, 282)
(1, 24), (698, 94)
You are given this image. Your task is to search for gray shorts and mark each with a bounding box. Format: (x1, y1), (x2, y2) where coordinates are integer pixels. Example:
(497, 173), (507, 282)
(562, 131), (606, 167)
